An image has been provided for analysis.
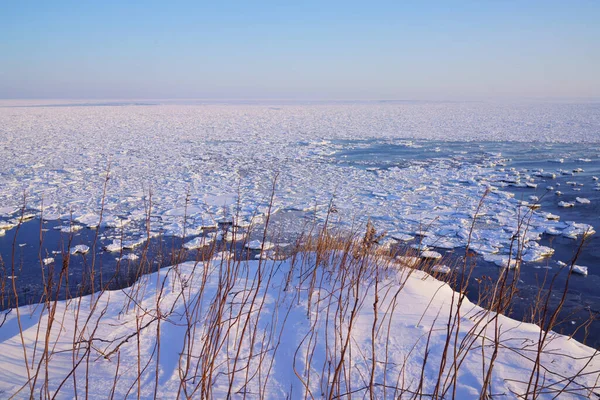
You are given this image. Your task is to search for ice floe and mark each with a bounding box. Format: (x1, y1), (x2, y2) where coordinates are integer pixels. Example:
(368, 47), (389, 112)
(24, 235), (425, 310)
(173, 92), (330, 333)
(70, 245), (90, 255)
(183, 236), (214, 250)
(521, 243), (554, 262)
(223, 231), (247, 242)
(483, 254), (521, 269)
(558, 201), (575, 208)
(391, 233), (414, 242)
(420, 250), (443, 260)
(119, 253), (139, 261)
(571, 265), (588, 276)
(431, 264), (451, 274)
(0, 102), (597, 270)
(245, 240), (276, 251)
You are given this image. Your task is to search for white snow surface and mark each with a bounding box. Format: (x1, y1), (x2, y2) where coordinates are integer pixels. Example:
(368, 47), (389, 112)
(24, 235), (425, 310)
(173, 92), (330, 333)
(0, 256), (598, 398)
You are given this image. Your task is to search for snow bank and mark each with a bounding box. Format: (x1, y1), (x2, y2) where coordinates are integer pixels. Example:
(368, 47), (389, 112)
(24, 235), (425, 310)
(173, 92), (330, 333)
(0, 255), (598, 398)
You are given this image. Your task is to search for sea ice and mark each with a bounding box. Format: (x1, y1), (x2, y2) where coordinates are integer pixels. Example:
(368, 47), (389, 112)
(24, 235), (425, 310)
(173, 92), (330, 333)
(431, 264), (451, 274)
(0, 102), (598, 268)
(183, 236), (213, 250)
(558, 201), (574, 208)
(0, 221), (16, 231)
(245, 240), (276, 251)
(70, 244), (89, 255)
(483, 254), (520, 269)
(521, 244), (554, 262)
(223, 231), (247, 242)
(571, 265), (588, 276)
(420, 250), (442, 260)
(391, 233), (414, 242)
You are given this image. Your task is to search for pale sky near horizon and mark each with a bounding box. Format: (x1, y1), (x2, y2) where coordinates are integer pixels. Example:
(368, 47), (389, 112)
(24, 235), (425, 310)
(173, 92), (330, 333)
(1, 1), (599, 100)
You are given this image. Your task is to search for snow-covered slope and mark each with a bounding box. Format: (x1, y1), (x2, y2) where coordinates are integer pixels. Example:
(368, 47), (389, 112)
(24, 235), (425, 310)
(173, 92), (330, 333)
(0, 253), (597, 398)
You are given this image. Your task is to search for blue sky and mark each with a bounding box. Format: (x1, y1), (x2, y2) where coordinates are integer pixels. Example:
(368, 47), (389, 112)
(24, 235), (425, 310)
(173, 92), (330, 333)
(1, 1), (598, 99)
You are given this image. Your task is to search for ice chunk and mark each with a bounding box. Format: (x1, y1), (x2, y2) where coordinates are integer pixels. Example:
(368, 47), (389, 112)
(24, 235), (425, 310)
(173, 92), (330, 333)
(43, 257), (54, 265)
(421, 250), (442, 260)
(223, 231), (247, 242)
(470, 243), (500, 255)
(431, 265), (451, 274)
(123, 238), (147, 249)
(535, 171), (557, 178)
(542, 212), (560, 220)
(545, 227), (562, 236)
(558, 201), (574, 208)
(74, 213), (101, 228)
(57, 225), (83, 233)
(391, 233), (414, 242)
(105, 241), (123, 252)
(483, 254), (520, 269)
(0, 206), (19, 217)
(102, 216), (131, 229)
(576, 197), (590, 204)
(562, 222), (595, 239)
(70, 245), (89, 255)
(119, 253), (139, 261)
(245, 240), (275, 251)
(571, 265), (588, 275)
(0, 221), (16, 231)
(16, 213), (36, 222)
(521, 245), (554, 262)
(183, 236), (214, 250)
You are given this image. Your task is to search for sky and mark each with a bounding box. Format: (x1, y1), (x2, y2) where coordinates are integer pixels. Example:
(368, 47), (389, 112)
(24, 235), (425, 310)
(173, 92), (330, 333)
(1, 1), (599, 100)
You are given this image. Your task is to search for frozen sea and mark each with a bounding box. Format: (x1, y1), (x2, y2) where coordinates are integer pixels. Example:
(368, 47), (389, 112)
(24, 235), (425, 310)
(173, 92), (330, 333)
(1, 100), (599, 345)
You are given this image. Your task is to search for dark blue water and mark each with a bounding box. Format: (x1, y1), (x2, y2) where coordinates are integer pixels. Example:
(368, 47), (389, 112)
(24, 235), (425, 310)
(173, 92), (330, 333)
(0, 218), (262, 310)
